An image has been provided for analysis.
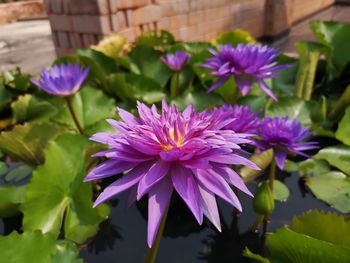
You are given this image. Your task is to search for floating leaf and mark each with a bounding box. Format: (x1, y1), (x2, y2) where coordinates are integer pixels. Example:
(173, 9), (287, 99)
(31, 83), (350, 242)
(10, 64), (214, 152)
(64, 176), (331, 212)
(0, 231), (56, 263)
(0, 185), (25, 218)
(298, 159), (331, 177)
(335, 105), (350, 146)
(314, 145), (350, 175)
(306, 171), (350, 213)
(273, 180), (290, 202)
(268, 228), (350, 263)
(22, 134), (110, 244)
(51, 240), (84, 263)
(291, 210), (350, 249)
(171, 90), (223, 111)
(91, 34), (127, 59)
(242, 247), (271, 263)
(266, 96), (312, 126)
(0, 122), (65, 165)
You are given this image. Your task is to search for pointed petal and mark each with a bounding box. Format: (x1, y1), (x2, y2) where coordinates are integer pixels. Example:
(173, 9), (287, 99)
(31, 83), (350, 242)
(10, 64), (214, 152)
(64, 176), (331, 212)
(257, 79), (278, 101)
(171, 166), (203, 224)
(84, 160), (135, 182)
(235, 77), (253, 96)
(93, 163), (151, 207)
(274, 149), (287, 170)
(207, 76), (230, 93)
(198, 184), (221, 231)
(195, 169), (242, 212)
(147, 178), (173, 247)
(137, 160), (170, 200)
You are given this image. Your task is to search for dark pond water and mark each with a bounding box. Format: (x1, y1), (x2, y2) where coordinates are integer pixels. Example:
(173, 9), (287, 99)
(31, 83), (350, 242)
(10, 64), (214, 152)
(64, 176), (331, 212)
(0, 170), (337, 263)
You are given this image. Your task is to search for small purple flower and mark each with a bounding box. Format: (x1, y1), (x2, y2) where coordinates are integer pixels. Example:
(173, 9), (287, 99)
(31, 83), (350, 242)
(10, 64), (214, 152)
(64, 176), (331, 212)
(211, 105), (261, 134)
(85, 100), (259, 247)
(161, 51), (191, 72)
(31, 63), (89, 96)
(201, 43), (290, 101)
(256, 117), (318, 170)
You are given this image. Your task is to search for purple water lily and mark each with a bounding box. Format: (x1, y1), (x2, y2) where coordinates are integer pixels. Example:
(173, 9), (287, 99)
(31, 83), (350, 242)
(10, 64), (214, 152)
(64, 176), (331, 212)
(211, 105), (261, 134)
(201, 43), (290, 101)
(256, 117), (318, 170)
(31, 63), (89, 96)
(161, 50), (191, 72)
(85, 100), (259, 247)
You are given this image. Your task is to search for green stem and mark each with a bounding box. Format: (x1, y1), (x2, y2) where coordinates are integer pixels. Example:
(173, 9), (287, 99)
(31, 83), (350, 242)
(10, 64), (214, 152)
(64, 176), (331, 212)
(145, 205), (169, 263)
(65, 97), (84, 135)
(328, 84), (350, 121)
(251, 214), (264, 232)
(171, 72), (180, 99)
(268, 158), (276, 192)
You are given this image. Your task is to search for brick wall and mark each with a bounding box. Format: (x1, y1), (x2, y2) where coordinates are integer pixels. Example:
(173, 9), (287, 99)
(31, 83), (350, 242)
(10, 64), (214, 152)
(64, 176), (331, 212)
(45, 0), (335, 57)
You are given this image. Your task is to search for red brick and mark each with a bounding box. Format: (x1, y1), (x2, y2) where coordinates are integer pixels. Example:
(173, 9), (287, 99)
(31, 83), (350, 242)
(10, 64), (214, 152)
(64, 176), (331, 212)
(109, 0), (151, 12)
(68, 0), (110, 15)
(72, 15), (111, 34)
(55, 47), (74, 57)
(112, 11), (127, 31)
(118, 27), (138, 42)
(51, 0), (63, 14)
(69, 32), (83, 48)
(49, 14), (72, 31)
(82, 34), (97, 47)
(127, 5), (161, 26)
(169, 14), (188, 29)
(43, 0), (50, 14)
(160, 1), (190, 17)
(157, 17), (170, 30)
(57, 31), (70, 48)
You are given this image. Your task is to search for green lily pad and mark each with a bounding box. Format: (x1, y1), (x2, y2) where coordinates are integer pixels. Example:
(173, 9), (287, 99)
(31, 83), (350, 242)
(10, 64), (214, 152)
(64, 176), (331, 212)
(0, 231), (56, 263)
(266, 96), (312, 126)
(0, 185), (25, 218)
(0, 122), (65, 165)
(306, 171), (350, 213)
(268, 228), (350, 263)
(273, 180), (290, 202)
(22, 134), (110, 244)
(314, 145), (350, 176)
(51, 240), (83, 263)
(298, 159), (331, 177)
(335, 106), (350, 146)
(291, 210), (350, 249)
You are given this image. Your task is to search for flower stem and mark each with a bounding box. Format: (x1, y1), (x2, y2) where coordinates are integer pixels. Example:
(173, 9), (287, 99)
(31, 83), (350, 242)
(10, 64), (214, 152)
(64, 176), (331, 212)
(328, 84), (350, 121)
(171, 72), (180, 99)
(144, 204), (170, 263)
(65, 97), (84, 135)
(268, 158), (276, 192)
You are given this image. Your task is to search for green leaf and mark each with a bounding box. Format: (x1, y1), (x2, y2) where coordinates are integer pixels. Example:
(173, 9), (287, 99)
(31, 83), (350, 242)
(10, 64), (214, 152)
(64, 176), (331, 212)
(243, 247), (271, 263)
(0, 185), (25, 218)
(297, 159), (331, 177)
(214, 29), (255, 46)
(22, 134), (110, 244)
(90, 34), (127, 60)
(130, 45), (172, 87)
(310, 21), (350, 76)
(266, 96), (312, 126)
(306, 171), (350, 213)
(171, 90), (223, 111)
(291, 210), (350, 249)
(0, 122), (65, 165)
(5, 164), (32, 182)
(314, 145), (350, 175)
(335, 105), (350, 146)
(268, 228), (350, 263)
(273, 180), (290, 202)
(0, 231), (56, 263)
(51, 240), (84, 263)
(136, 30), (175, 48)
(294, 41), (326, 100)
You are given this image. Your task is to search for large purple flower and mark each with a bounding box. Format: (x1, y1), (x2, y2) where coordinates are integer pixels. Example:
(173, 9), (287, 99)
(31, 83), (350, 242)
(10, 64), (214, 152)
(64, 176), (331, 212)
(256, 117), (318, 170)
(85, 100), (259, 247)
(211, 105), (261, 134)
(201, 43), (290, 101)
(31, 63), (89, 96)
(161, 51), (191, 72)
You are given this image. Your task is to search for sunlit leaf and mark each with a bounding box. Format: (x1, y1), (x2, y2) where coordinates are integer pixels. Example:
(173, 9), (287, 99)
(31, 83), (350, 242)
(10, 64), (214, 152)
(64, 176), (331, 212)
(306, 171), (350, 213)
(51, 240), (84, 263)
(0, 231), (56, 263)
(22, 134), (110, 244)
(314, 145), (350, 175)
(335, 105), (350, 146)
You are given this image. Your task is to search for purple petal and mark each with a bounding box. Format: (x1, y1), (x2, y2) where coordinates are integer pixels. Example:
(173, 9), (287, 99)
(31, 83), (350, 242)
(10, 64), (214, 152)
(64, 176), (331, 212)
(84, 160), (135, 182)
(171, 165), (203, 224)
(93, 163), (151, 207)
(274, 149), (287, 170)
(207, 76), (230, 93)
(198, 184), (221, 231)
(257, 79), (278, 101)
(137, 160), (170, 200)
(147, 178), (173, 247)
(235, 77), (253, 96)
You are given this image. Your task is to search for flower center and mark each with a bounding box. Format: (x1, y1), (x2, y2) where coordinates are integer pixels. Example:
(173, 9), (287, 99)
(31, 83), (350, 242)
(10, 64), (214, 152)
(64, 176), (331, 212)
(162, 129), (184, 151)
